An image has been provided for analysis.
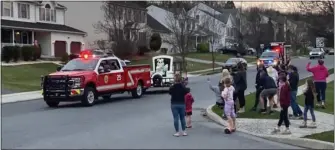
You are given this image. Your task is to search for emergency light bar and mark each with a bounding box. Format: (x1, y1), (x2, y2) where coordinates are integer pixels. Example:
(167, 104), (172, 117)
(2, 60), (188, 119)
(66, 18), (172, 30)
(78, 50), (96, 59)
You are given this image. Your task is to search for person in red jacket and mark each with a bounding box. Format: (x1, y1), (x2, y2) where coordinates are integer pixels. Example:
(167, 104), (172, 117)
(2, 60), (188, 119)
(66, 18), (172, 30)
(272, 76), (291, 135)
(306, 60), (329, 108)
(185, 87), (194, 128)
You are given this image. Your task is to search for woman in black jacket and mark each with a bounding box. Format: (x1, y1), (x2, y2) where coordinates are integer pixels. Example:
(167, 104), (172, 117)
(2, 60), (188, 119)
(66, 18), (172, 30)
(232, 62), (247, 113)
(169, 74), (188, 137)
(251, 64), (267, 111)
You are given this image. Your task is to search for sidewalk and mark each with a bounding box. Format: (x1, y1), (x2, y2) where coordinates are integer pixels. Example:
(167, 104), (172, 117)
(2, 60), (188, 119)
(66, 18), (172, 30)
(206, 74), (334, 149)
(1, 60), (62, 66)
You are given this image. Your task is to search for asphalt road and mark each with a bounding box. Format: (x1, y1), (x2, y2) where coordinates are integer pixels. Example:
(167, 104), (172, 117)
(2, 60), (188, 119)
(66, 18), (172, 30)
(2, 56), (333, 149)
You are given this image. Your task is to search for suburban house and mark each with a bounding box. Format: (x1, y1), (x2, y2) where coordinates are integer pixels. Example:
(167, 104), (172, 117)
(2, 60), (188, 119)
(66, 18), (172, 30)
(187, 2), (240, 50)
(1, 1), (86, 58)
(61, 1), (148, 50)
(147, 4), (213, 53)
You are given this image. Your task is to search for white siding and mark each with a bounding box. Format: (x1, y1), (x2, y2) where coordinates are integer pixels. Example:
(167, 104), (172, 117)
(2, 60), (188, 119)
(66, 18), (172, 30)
(35, 32), (52, 56)
(51, 32), (85, 56)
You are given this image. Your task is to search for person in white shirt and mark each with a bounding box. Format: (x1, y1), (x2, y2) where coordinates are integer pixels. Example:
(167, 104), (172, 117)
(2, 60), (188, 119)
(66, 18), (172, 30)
(221, 78), (236, 134)
(267, 66), (279, 108)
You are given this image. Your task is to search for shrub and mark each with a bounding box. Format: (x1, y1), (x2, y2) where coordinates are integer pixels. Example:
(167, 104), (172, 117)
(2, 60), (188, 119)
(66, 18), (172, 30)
(113, 40), (136, 59)
(61, 52), (69, 63)
(197, 43), (209, 53)
(138, 46), (150, 56)
(1, 46), (13, 63)
(12, 46), (21, 62)
(150, 33), (162, 51)
(21, 46), (35, 61)
(33, 46), (41, 60)
(69, 53), (78, 60)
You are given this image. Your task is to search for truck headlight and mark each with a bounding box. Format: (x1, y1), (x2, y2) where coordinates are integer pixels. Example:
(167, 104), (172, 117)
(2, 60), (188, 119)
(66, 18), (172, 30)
(70, 77), (82, 88)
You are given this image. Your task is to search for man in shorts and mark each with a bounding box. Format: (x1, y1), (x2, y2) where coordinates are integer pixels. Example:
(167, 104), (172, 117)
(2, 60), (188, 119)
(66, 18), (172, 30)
(259, 70), (278, 114)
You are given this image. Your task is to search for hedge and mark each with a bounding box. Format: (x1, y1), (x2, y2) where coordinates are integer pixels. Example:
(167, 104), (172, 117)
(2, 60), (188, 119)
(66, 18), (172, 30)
(1, 45), (42, 62)
(197, 43), (209, 53)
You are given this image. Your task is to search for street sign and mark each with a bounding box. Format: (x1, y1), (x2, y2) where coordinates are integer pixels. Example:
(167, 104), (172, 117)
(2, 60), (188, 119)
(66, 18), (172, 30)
(316, 37), (325, 48)
(260, 44), (264, 49)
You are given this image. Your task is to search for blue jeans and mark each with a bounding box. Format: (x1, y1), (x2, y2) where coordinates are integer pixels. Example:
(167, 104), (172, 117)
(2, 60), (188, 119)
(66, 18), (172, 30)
(303, 105), (316, 122)
(290, 91), (302, 116)
(315, 82), (327, 102)
(171, 104), (186, 132)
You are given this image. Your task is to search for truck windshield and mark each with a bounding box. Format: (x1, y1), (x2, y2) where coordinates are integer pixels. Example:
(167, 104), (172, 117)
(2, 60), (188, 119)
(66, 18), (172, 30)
(61, 59), (99, 71)
(261, 52), (278, 58)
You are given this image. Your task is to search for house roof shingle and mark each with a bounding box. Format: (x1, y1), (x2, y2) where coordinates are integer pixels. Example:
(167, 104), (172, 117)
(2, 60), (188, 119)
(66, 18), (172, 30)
(1, 20), (86, 35)
(147, 15), (171, 33)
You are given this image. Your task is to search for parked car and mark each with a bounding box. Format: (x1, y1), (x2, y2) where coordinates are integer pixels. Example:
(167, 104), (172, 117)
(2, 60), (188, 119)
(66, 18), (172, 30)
(309, 48), (325, 59)
(247, 47), (256, 55)
(328, 48), (334, 55)
(221, 57), (248, 72)
(218, 44), (247, 56)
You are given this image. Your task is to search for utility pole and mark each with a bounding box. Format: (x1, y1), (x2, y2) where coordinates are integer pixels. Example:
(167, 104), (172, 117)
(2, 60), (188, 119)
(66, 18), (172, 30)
(211, 9), (215, 71)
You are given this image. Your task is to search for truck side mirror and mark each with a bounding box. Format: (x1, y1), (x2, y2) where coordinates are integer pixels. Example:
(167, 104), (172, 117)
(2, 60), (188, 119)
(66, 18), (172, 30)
(56, 66), (63, 71)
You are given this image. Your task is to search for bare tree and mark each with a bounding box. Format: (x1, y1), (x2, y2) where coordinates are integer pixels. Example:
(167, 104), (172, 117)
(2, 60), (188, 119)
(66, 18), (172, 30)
(241, 7), (262, 52)
(93, 2), (145, 58)
(164, 2), (199, 74)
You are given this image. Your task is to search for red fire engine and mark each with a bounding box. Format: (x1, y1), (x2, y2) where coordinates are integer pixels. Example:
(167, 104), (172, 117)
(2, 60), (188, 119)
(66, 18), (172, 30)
(41, 51), (151, 107)
(270, 42), (291, 65)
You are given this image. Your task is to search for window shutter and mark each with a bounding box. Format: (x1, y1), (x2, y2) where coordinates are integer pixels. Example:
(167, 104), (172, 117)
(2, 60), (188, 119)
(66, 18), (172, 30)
(11, 2), (13, 17)
(27, 4), (30, 19)
(18, 3), (21, 18)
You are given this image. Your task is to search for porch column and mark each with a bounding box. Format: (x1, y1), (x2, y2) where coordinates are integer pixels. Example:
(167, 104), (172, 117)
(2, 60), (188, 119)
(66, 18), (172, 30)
(12, 29), (15, 46)
(32, 31), (35, 45)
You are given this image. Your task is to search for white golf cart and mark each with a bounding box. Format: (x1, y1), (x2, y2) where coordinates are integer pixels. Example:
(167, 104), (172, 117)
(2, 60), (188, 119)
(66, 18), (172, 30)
(150, 55), (186, 87)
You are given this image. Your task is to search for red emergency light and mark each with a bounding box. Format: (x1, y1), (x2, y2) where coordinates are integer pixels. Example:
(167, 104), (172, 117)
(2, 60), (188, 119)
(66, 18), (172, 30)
(79, 50), (95, 59)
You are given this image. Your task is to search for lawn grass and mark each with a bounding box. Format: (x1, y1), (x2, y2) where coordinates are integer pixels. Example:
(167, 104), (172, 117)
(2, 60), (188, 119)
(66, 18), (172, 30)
(303, 130), (334, 143)
(186, 52), (257, 63)
(212, 92), (280, 119)
(2, 63), (60, 92)
(130, 55), (220, 72)
(199, 68), (222, 76)
(297, 81), (334, 114)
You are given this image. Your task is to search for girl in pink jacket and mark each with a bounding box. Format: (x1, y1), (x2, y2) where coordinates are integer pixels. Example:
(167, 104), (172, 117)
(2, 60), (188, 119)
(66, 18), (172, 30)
(306, 60), (329, 108)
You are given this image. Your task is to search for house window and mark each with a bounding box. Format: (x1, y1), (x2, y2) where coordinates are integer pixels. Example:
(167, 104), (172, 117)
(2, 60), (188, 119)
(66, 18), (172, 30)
(39, 6), (56, 22)
(18, 3), (30, 19)
(1, 1), (13, 17)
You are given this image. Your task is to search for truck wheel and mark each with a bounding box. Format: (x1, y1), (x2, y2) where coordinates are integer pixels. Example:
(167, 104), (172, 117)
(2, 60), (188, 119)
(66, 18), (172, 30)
(45, 101), (59, 107)
(81, 87), (96, 106)
(132, 82), (143, 98)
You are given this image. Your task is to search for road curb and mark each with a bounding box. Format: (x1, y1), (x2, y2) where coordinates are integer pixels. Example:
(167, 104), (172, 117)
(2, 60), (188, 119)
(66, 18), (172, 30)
(2, 91), (42, 104)
(206, 105), (334, 149)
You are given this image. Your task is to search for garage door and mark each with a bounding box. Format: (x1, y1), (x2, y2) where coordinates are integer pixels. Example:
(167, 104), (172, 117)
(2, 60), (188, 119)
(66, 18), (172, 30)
(54, 41), (67, 57)
(70, 42), (81, 54)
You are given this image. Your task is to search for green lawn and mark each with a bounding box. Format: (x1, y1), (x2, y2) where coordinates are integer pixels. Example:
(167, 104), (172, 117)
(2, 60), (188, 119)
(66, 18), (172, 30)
(186, 52), (257, 63)
(130, 55), (220, 73)
(2, 63), (59, 92)
(212, 92), (280, 119)
(199, 68), (222, 76)
(303, 130), (334, 143)
(297, 81), (334, 114)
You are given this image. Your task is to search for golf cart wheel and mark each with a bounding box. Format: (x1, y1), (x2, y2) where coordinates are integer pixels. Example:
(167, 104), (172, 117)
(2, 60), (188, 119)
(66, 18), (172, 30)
(152, 75), (163, 87)
(132, 82), (143, 98)
(81, 86), (96, 106)
(45, 101), (60, 107)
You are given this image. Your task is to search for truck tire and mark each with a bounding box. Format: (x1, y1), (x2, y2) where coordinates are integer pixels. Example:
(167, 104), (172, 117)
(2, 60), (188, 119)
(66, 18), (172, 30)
(132, 82), (143, 98)
(45, 101), (59, 107)
(81, 87), (96, 106)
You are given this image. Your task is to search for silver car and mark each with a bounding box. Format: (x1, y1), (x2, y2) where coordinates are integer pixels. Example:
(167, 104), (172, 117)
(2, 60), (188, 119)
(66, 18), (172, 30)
(309, 48), (325, 59)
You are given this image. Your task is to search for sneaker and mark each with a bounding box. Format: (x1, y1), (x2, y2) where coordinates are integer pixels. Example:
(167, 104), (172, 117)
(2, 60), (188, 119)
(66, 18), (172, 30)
(321, 103), (326, 109)
(281, 129), (291, 135)
(308, 122), (317, 128)
(182, 131), (188, 136)
(238, 107), (245, 113)
(299, 121), (307, 128)
(271, 128), (280, 134)
(173, 132), (180, 137)
(316, 103), (321, 107)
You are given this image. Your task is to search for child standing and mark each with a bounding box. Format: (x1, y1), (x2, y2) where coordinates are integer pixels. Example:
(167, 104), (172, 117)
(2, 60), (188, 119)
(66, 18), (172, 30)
(300, 79), (317, 128)
(207, 78), (226, 119)
(185, 87), (194, 128)
(272, 76), (291, 135)
(221, 78), (236, 134)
